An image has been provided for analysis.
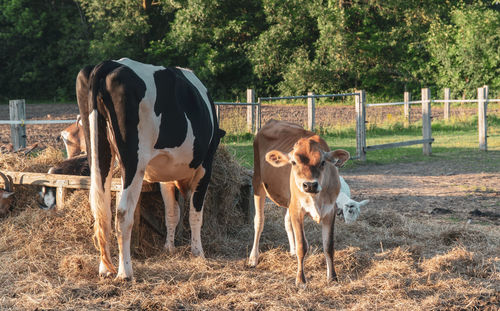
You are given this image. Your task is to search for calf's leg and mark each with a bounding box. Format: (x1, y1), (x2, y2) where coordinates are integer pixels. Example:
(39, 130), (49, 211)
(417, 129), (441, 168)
(290, 206), (307, 287)
(248, 184), (266, 267)
(321, 211), (338, 282)
(284, 209), (296, 256)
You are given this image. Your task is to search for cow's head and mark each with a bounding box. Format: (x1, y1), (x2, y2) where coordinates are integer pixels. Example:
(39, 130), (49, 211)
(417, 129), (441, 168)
(61, 115), (86, 159)
(265, 136), (350, 222)
(0, 172), (14, 217)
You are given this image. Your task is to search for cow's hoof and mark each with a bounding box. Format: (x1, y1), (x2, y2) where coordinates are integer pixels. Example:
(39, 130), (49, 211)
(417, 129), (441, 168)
(191, 247), (205, 258)
(248, 250), (259, 267)
(164, 243), (175, 255)
(247, 257), (258, 267)
(328, 275), (338, 283)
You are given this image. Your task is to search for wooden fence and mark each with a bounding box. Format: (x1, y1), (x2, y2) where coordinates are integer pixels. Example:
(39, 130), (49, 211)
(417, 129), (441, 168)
(2, 86), (496, 158)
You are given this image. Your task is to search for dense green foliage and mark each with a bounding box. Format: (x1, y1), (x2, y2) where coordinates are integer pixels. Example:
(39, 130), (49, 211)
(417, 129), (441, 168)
(0, 0), (498, 101)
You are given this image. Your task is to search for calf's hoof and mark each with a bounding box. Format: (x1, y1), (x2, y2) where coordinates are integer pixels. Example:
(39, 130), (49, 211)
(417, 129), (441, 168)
(115, 272), (133, 281)
(295, 279), (307, 289)
(114, 275), (133, 282)
(99, 271), (113, 278)
(295, 273), (307, 288)
(99, 262), (115, 278)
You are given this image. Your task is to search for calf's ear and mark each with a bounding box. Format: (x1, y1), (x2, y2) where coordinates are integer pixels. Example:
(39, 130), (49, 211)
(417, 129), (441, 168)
(359, 199), (369, 207)
(2, 191), (14, 199)
(265, 150), (290, 167)
(325, 149), (350, 167)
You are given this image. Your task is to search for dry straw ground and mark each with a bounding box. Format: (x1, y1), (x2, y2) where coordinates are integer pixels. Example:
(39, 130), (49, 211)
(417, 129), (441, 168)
(0, 145), (498, 311)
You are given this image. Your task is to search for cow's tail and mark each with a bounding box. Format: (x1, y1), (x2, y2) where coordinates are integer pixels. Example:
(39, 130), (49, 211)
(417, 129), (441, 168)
(88, 62), (119, 275)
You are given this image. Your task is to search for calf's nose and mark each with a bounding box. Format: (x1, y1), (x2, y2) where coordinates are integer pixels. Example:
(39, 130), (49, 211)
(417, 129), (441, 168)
(303, 181), (319, 193)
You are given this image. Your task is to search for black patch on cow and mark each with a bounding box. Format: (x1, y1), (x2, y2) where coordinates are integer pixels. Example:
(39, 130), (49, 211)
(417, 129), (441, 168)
(298, 154), (309, 165)
(89, 61), (123, 189)
(192, 129), (221, 212)
(153, 68), (214, 169)
(105, 64), (145, 189)
(89, 61), (146, 189)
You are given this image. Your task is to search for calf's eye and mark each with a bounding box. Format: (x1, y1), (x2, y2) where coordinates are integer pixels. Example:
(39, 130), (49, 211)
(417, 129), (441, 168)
(291, 160), (297, 166)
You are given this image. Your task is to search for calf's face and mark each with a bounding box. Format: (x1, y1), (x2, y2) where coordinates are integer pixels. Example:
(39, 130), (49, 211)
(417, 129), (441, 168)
(38, 187), (56, 210)
(0, 191), (14, 216)
(265, 136), (349, 222)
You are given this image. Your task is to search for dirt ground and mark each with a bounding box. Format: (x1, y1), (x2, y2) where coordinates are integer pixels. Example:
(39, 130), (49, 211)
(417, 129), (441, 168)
(342, 153), (500, 227)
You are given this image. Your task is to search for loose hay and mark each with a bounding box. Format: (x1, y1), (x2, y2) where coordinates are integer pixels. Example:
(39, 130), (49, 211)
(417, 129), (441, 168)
(0, 147), (499, 310)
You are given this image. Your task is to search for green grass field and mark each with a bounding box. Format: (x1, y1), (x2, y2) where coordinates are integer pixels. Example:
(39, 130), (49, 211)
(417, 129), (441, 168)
(222, 115), (500, 170)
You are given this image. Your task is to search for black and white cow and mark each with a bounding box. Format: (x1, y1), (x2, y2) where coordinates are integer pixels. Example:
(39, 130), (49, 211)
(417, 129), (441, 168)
(77, 58), (225, 280)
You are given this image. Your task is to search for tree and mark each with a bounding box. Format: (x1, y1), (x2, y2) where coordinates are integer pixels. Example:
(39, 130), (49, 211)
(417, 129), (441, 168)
(148, 0), (264, 99)
(0, 0), (89, 100)
(427, 3), (500, 98)
(248, 0), (318, 95)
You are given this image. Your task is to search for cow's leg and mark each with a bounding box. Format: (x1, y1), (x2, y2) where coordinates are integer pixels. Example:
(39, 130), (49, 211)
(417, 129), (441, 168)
(115, 167), (146, 280)
(160, 182), (179, 254)
(188, 165), (210, 257)
(89, 110), (116, 278)
(322, 210), (338, 282)
(284, 209), (296, 256)
(290, 205), (307, 287)
(248, 184), (266, 267)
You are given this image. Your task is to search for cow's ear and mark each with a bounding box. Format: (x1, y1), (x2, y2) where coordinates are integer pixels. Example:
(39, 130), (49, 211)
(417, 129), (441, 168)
(325, 149), (350, 167)
(265, 150), (290, 167)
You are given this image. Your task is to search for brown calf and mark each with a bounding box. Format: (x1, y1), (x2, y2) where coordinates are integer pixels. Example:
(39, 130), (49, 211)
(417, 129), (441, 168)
(0, 172), (14, 216)
(248, 120), (349, 287)
(61, 115), (86, 158)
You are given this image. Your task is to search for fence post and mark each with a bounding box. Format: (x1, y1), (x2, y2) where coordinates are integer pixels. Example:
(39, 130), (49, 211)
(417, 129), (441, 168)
(255, 97), (262, 134)
(444, 88), (450, 120)
(215, 105), (221, 125)
(246, 89), (255, 133)
(404, 91), (411, 123)
(9, 99), (26, 151)
(355, 90), (366, 161)
(307, 92), (315, 131)
(478, 86), (488, 151)
(421, 88), (432, 156)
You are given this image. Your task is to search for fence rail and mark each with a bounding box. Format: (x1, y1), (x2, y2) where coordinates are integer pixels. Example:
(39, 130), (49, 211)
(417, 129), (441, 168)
(1, 170), (157, 209)
(0, 119), (76, 125)
(260, 92), (359, 101)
